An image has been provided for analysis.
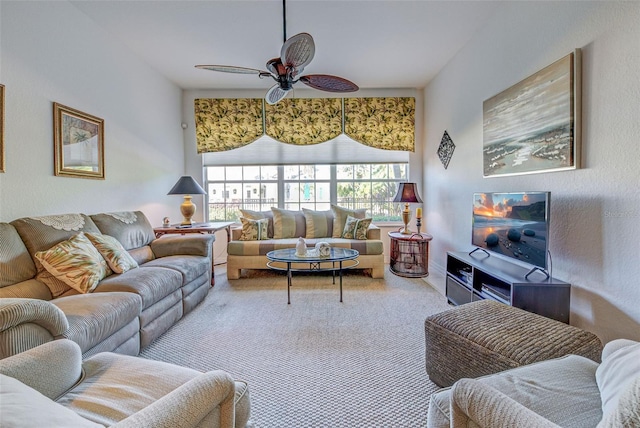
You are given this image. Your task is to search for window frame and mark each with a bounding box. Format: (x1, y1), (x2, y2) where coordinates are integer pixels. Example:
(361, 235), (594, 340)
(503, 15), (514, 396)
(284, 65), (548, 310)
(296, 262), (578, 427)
(205, 163), (408, 222)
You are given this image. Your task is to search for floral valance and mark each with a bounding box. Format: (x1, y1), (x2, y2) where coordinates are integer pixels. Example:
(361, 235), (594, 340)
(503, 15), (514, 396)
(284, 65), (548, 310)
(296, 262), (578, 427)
(344, 97), (415, 151)
(194, 97), (414, 154)
(265, 98), (342, 145)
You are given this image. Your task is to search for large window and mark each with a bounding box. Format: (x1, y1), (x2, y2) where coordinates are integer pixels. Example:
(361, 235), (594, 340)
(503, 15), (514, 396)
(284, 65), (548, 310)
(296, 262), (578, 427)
(206, 163), (408, 222)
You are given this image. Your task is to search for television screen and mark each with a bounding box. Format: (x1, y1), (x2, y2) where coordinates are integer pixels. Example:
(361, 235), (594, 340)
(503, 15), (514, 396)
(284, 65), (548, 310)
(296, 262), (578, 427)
(472, 192), (550, 269)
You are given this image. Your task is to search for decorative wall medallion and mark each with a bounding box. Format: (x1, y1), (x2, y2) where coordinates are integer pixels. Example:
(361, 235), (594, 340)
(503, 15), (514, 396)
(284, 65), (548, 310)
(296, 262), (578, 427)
(32, 214), (85, 231)
(106, 212), (138, 224)
(437, 130), (455, 169)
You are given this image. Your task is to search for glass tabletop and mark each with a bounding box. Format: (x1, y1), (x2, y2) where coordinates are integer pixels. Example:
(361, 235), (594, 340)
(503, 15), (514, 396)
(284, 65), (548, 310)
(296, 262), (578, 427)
(266, 247), (359, 263)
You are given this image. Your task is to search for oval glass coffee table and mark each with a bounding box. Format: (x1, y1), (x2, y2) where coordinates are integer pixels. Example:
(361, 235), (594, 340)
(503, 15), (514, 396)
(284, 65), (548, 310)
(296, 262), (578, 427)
(266, 248), (359, 304)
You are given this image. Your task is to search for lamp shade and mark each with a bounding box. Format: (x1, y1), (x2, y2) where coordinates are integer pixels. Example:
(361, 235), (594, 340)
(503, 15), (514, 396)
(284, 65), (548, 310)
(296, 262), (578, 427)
(393, 182), (423, 203)
(167, 176), (206, 195)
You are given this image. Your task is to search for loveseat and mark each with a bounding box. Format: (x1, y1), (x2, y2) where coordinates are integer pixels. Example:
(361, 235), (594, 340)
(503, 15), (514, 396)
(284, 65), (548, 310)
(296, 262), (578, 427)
(0, 339), (251, 427)
(226, 206), (385, 280)
(427, 338), (640, 427)
(0, 211), (214, 358)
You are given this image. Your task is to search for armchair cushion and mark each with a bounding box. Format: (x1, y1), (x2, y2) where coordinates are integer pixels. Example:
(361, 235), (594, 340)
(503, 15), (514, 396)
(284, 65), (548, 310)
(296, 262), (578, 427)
(61, 350), (247, 428)
(0, 374), (102, 428)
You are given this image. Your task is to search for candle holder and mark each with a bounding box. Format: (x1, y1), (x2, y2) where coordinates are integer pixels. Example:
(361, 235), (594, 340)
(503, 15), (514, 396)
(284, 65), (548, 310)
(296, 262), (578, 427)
(416, 217), (422, 234)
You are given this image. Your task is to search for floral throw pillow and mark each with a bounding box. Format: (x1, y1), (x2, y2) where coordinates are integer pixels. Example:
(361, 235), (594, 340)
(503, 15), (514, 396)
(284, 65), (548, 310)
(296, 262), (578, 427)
(85, 232), (138, 274)
(341, 216), (372, 240)
(34, 232), (112, 294)
(239, 217), (270, 241)
(331, 205), (367, 238)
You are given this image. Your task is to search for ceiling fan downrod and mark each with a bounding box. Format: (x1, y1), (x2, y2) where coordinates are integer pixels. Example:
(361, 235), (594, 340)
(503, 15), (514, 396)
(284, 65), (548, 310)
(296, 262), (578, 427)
(282, 0), (287, 43)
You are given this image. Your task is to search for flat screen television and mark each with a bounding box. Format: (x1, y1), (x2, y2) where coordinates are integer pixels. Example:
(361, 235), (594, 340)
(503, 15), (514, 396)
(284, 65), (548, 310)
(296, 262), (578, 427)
(472, 191), (550, 274)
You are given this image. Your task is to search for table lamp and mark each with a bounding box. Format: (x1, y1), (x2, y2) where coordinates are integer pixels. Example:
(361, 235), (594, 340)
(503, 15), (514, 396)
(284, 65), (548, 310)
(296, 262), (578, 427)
(393, 182), (423, 234)
(167, 176), (207, 225)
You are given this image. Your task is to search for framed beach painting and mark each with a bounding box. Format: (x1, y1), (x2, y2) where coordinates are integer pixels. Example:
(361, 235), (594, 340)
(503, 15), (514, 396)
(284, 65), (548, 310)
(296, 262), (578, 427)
(483, 49), (581, 177)
(1, 84), (4, 173)
(53, 102), (105, 179)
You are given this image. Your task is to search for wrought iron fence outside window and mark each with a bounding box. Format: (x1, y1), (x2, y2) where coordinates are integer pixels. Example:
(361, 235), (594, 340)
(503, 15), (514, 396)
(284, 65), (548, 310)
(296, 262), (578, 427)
(205, 163), (408, 222)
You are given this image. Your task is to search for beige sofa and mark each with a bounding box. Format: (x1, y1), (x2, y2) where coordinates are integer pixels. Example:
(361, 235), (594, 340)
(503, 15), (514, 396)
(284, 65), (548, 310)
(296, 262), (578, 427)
(427, 338), (640, 427)
(0, 211), (214, 358)
(0, 339), (251, 427)
(226, 207), (385, 279)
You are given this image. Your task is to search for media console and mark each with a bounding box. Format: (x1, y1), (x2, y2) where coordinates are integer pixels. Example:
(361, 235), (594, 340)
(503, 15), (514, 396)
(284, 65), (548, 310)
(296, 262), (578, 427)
(445, 251), (571, 323)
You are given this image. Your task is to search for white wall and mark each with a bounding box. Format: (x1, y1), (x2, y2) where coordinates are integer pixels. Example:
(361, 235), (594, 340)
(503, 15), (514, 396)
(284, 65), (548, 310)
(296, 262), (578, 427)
(424, 2), (640, 343)
(0, 1), (184, 226)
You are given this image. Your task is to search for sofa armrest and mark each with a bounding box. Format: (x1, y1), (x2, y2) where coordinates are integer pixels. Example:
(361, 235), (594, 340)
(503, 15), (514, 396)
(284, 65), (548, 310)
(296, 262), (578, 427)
(450, 378), (561, 428)
(0, 298), (69, 358)
(113, 370), (236, 428)
(150, 234), (215, 258)
(0, 339), (83, 400)
(366, 224), (381, 240)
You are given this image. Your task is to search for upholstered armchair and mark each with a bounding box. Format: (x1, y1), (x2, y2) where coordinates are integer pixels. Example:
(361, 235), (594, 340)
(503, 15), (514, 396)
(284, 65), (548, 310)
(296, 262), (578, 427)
(0, 298), (69, 358)
(427, 339), (640, 428)
(0, 339), (251, 427)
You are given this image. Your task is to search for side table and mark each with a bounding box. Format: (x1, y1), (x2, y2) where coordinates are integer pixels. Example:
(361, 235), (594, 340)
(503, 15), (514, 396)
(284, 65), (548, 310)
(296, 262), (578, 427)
(153, 222), (234, 286)
(388, 231), (433, 278)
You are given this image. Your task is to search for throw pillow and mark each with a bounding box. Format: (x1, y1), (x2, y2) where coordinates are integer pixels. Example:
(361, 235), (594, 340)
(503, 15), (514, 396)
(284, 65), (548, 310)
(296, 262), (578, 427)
(238, 217), (269, 241)
(341, 216), (372, 240)
(271, 208), (306, 239)
(596, 340), (640, 419)
(302, 208), (334, 239)
(34, 232), (112, 294)
(85, 232), (138, 274)
(239, 209), (274, 238)
(331, 205), (367, 238)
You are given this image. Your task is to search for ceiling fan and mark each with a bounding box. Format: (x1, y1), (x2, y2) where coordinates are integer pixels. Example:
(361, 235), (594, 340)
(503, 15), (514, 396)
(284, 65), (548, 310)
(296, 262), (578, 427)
(195, 0), (359, 105)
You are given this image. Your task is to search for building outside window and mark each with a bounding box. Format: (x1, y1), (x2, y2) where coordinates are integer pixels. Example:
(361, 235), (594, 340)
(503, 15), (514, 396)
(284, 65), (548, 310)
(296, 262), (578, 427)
(205, 163), (408, 222)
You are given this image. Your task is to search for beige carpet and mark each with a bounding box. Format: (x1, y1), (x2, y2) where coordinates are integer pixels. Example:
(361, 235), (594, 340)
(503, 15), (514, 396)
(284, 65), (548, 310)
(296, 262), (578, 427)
(140, 266), (452, 427)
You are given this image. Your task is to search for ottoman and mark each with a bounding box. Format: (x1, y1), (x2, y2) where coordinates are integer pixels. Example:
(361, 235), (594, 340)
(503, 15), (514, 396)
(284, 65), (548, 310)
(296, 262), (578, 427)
(424, 300), (603, 387)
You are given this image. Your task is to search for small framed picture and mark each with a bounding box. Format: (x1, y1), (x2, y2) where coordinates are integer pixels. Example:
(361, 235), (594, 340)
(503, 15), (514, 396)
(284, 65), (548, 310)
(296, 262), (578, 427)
(53, 102), (105, 179)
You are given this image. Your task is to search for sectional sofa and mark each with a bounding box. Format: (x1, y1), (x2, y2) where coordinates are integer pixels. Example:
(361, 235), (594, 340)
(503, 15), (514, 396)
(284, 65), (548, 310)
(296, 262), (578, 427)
(226, 206), (385, 279)
(0, 211), (214, 358)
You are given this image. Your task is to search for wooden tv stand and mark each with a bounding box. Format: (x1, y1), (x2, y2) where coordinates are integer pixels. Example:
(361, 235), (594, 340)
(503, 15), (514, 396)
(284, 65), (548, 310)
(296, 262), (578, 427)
(445, 251), (571, 323)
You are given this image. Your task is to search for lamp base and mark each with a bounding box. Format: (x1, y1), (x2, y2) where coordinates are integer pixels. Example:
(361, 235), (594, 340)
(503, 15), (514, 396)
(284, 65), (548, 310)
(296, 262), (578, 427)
(401, 203), (412, 234)
(180, 195), (197, 225)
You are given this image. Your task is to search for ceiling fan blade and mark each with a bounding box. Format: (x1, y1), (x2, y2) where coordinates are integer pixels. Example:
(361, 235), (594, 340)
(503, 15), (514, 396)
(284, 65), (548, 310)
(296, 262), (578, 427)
(195, 65), (266, 75)
(265, 84), (290, 105)
(299, 75), (359, 93)
(281, 33), (315, 70)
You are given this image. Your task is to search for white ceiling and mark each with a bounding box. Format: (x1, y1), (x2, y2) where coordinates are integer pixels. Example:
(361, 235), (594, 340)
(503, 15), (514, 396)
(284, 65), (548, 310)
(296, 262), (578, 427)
(70, 0), (501, 91)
